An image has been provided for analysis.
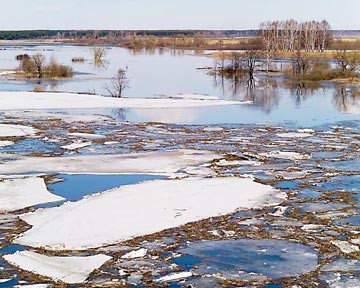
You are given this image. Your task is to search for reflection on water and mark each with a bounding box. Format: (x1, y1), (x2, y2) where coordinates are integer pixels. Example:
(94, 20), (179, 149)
(0, 44), (359, 125)
(333, 87), (360, 114)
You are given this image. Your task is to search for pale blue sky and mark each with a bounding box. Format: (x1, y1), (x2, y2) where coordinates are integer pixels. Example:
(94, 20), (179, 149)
(0, 0), (359, 30)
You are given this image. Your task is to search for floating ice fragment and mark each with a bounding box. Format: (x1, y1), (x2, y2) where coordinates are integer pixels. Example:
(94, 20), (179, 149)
(0, 177), (64, 212)
(331, 240), (360, 254)
(155, 271), (193, 282)
(0, 124), (37, 137)
(121, 248), (147, 259)
(3, 251), (112, 284)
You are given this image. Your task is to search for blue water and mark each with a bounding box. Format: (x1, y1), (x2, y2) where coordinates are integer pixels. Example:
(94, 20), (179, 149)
(37, 174), (165, 208)
(0, 139), (61, 155)
(0, 44), (359, 127)
(178, 239), (318, 280)
(0, 245), (26, 287)
(297, 189), (323, 199)
(274, 181), (299, 190)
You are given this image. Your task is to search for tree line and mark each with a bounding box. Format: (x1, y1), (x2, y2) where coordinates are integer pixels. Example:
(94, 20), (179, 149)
(260, 20), (332, 53)
(0, 30), (258, 40)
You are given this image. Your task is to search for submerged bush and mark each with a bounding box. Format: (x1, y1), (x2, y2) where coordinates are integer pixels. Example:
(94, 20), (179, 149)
(72, 57), (85, 63)
(45, 58), (73, 78)
(19, 55), (73, 79)
(15, 54), (30, 61)
(289, 57), (358, 82)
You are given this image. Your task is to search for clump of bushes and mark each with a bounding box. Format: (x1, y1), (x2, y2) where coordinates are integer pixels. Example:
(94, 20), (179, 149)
(33, 86), (45, 92)
(289, 51), (359, 82)
(19, 54), (73, 79)
(72, 57), (85, 63)
(46, 58), (74, 78)
(15, 54), (30, 61)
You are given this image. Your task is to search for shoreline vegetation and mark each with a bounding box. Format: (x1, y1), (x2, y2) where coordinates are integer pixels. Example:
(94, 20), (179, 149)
(0, 22), (359, 85)
(15, 53), (73, 80)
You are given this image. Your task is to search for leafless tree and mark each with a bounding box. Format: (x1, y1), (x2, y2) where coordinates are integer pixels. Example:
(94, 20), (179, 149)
(318, 20), (332, 51)
(93, 47), (107, 65)
(105, 68), (129, 97)
(260, 19), (332, 53)
(32, 53), (46, 78)
(292, 51), (309, 76)
(335, 48), (360, 76)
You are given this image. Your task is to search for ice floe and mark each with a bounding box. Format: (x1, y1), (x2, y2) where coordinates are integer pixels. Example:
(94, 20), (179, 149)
(121, 248), (148, 259)
(155, 271), (193, 282)
(276, 132), (313, 138)
(0, 124), (37, 137)
(260, 151), (311, 160)
(3, 251), (111, 284)
(13, 177), (285, 250)
(0, 140), (14, 147)
(331, 240), (360, 254)
(0, 92), (244, 110)
(61, 142), (92, 151)
(68, 132), (106, 139)
(0, 177), (64, 213)
(0, 149), (219, 176)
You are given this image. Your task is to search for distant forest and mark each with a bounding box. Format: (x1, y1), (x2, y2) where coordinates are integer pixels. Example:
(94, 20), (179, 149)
(0, 30), (358, 41)
(0, 30), (259, 40)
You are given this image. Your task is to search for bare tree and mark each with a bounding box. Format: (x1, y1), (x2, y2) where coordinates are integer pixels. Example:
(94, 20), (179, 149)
(105, 68), (129, 97)
(93, 47), (107, 65)
(318, 20), (332, 52)
(292, 51), (309, 76)
(260, 21), (278, 72)
(32, 53), (46, 78)
(335, 48), (360, 76)
(260, 19), (332, 53)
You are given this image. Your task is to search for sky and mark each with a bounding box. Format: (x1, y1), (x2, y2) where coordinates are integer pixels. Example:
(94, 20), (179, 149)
(0, 0), (359, 30)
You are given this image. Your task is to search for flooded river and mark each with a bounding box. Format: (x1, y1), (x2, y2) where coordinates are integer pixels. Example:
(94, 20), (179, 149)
(0, 44), (359, 287)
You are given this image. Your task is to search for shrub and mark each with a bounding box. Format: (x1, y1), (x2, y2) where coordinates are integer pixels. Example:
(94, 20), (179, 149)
(45, 58), (73, 78)
(72, 57), (85, 63)
(15, 54), (30, 61)
(19, 57), (36, 75)
(19, 55), (73, 79)
(33, 86), (45, 92)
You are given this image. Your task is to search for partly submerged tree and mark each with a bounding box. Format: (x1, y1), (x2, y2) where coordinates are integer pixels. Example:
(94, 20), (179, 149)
(32, 53), (46, 78)
(105, 68), (129, 98)
(93, 47), (107, 66)
(19, 54), (73, 79)
(335, 48), (360, 77)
